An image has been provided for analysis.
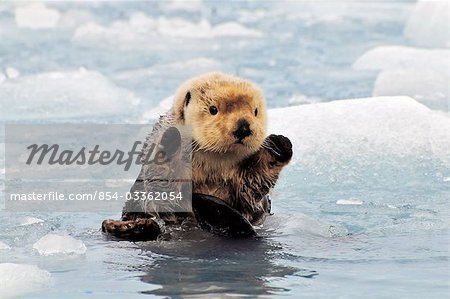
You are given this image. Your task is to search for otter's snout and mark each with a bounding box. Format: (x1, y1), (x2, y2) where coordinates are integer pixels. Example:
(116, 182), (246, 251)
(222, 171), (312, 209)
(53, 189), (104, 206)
(233, 118), (252, 141)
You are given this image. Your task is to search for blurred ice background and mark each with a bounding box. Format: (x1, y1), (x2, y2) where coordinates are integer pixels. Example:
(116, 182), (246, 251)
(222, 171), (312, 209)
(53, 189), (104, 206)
(0, 1), (449, 298)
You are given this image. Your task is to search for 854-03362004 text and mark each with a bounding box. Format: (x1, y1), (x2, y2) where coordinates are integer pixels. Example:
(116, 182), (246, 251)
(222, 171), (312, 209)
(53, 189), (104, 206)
(8, 191), (184, 202)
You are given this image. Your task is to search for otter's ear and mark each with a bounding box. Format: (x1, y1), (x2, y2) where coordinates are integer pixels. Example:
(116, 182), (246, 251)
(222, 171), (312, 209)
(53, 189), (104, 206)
(184, 91), (191, 106)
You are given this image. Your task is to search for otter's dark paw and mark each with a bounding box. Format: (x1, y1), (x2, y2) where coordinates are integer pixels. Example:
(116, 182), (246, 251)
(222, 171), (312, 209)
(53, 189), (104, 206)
(266, 134), (293, 163)
(192, 193), (257, 238)
(102, 218), (161, 241)
(160, 126), (181, 158)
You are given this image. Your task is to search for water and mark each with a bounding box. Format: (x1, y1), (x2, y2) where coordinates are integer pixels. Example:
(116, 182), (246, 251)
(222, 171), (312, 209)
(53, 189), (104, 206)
(1, 1), (449, 298)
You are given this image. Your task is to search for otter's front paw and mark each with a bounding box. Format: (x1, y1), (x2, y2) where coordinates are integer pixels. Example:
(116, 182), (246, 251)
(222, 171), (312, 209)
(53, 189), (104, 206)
(266, 134), (293, 163)
(102, 218), (161, 241)
(160, 126), (181, 158)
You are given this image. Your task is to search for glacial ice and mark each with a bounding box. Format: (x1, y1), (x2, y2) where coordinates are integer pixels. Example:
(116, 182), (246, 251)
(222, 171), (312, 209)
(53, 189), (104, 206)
(19, 216), (44, 226)
(32, 234), (87, 256)
(15, 3), (60, 29)
(404, 0), (450, 48)
(0, 263), (51, 298)
(353, 46), (450, 75)
(5, 67), (20, 79)
(160, 0), (203, 12)
(373, 70), (449, 111)
(0, 240), (10, 250)
(73, 12), (262, 48)
(336, 198), (363, 205)
(0, 69), (141, 121)
(353, 46), (450, 110)
(268, 96), (450, 187)
(140, 96), (174, 123)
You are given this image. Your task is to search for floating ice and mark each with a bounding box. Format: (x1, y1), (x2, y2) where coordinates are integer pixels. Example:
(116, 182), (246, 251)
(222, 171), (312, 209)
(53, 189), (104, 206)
(404, 0), (450, 48)
(0, 69), (141, 121)
(353, 46), (450, 75)
(5, 67), (20, 79)
(32, 234), (87, 256)
(161, 0), (203, 12)
(269, 96), (450, 187)
(336, 198), (363, 205)
(15, 2), (60, 29)
(373, 70), (448, 111)
(58, 9), (94, 29)
(0, 263), (51, 298)
(353, 46), (450, 110)
(288, 94), (321, 106)
(140, 96), (174, 123)
(0, 240), (10, 250)
(20, 216), (44, 226)
(73, 13), (262, 48)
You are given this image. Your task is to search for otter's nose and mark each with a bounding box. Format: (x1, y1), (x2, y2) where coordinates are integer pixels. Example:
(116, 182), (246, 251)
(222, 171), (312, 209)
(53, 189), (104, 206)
(233, 119), (252, 141)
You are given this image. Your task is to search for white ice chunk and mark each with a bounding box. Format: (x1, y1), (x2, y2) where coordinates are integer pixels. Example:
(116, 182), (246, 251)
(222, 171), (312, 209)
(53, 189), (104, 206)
(288, 94), (322, 105)
(32, 234), (87, 256)
(140, 96), (174, 123)
(19, 216), (44, 226)
(269, 97), (450, 183)
(353, 46), (450, 110)
(58, 9), (95, 29)
(212, 22), (263, 37)
(73, 13), (262, 48)
(0, 263), (51, 298)
(404, 0), (450, 48)
(161, 0), (203, 12)
(0, 241), (10, 250)
(15, 2), (60, 29)
(0, 69), (141, 121)
(336, 198), (363, 205)
(353, 46), (450, 75)
(373, 70), (449, 111)
(5, 67), (20, 79)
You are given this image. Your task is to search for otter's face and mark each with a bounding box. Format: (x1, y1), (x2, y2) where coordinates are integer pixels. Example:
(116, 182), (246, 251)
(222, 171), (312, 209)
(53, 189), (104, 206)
(178, 80), (267, 158)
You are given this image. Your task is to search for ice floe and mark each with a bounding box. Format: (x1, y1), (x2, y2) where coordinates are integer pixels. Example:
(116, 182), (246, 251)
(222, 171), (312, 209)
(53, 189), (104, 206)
(5, 67), (20, 79)
(15, 2), (60, 29)
(0, 263), (51, 298)
(336, 198), (363, 205)
(269, 96), (450, 186)
(353, 46), (450, 75)
(0, 69), (141, 121)
(0, 240), (10, 250)
(140, 96), (174, 123)
(19, 217), (44, 226)
(373, 70), (448, 111)
(73, 12), (262, 48)
(404, 0), (450, 48)
(160, 0), (203, 12)
(353, 46), (450, 110)
(33, 234), (87, 256)
(13, 2), (93, 31)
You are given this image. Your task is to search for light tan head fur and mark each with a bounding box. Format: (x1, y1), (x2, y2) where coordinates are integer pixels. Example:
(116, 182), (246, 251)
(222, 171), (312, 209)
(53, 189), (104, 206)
(173, 72), (267, 162)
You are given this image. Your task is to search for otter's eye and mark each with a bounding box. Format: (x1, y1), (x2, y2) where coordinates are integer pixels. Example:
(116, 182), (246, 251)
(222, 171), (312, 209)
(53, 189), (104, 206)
(255, 108), (258, 117)
(209, 106), (218, 115)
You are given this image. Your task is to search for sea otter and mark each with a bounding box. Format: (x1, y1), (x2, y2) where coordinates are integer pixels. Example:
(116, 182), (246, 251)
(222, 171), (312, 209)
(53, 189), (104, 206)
(102, 73), (292, 240)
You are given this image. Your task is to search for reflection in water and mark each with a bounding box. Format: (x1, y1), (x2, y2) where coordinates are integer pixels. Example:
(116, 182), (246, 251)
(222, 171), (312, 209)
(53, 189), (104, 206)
(129, 226), (317, 297)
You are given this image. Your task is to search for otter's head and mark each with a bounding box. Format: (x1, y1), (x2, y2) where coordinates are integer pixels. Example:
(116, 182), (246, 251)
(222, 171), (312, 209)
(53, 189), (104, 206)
(174, 72), (267, 159)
